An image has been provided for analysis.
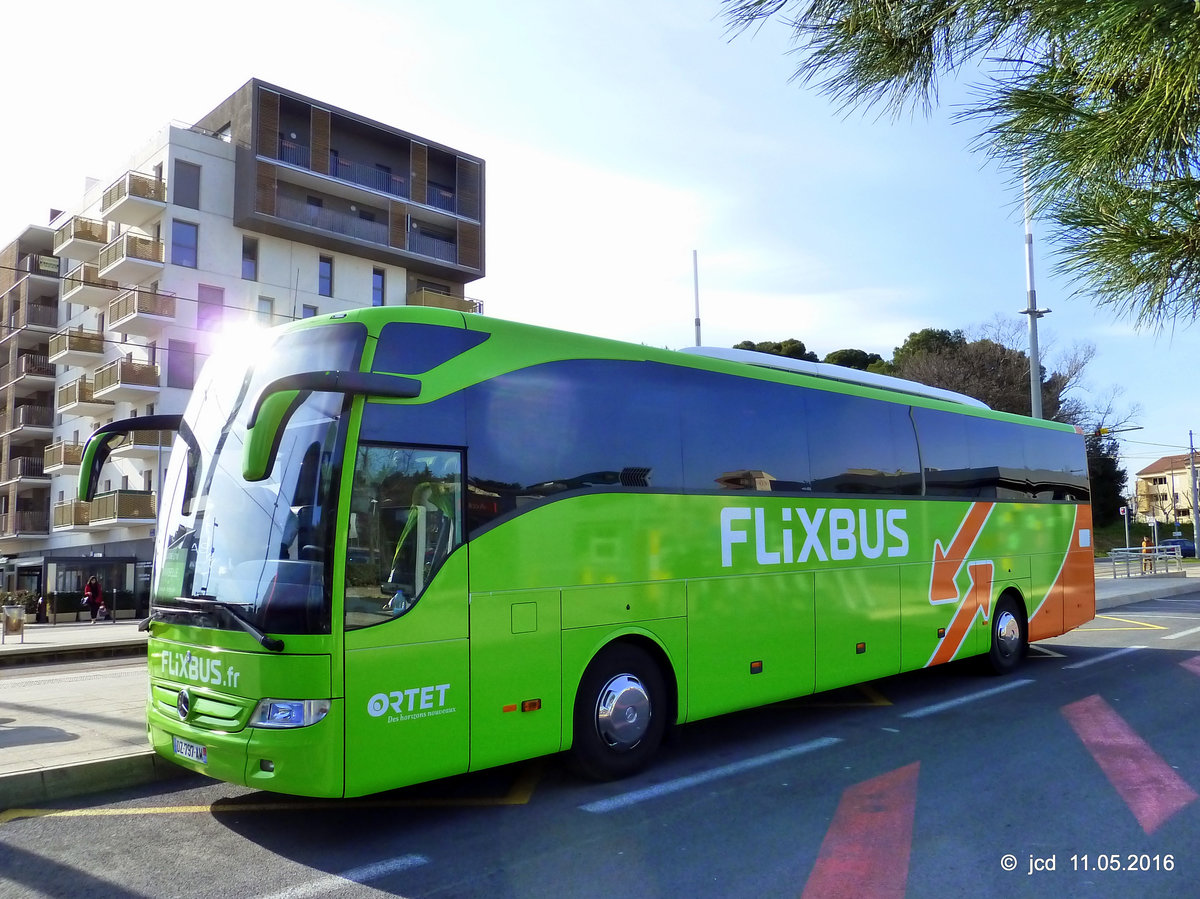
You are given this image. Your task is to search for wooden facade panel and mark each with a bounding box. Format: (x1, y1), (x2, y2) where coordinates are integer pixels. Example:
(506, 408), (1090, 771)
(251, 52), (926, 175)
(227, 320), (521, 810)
(311, 107), (331, 175)
(255, 162), (277, 217)
(457, 221), (481, 271)
(256, 88), (280, 158)
(456, 158), (482, 221)
(410, 143), (428, 206)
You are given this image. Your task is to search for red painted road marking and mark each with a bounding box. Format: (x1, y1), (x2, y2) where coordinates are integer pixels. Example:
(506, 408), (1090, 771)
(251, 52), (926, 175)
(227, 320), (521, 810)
(1181, 656), (1200, 678)
(802, 762), (919, 899)
(1061, 694), (1197, 834)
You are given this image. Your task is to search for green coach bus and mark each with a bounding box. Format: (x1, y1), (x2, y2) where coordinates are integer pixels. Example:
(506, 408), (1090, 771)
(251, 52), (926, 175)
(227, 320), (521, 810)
(80, 307), (1094, 798)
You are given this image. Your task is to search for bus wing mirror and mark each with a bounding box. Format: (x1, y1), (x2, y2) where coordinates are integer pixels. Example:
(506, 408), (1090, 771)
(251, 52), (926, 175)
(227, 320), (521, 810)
(242, 371), (420, 482)
(80, 414), (196, 502)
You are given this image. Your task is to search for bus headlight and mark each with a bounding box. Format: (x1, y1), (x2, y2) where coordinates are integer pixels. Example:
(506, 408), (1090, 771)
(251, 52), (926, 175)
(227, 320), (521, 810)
(249, 699), (331, 728)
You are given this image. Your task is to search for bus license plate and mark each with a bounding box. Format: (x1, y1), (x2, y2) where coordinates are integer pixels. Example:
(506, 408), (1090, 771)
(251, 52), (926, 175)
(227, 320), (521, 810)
(173, 736), (207, 765)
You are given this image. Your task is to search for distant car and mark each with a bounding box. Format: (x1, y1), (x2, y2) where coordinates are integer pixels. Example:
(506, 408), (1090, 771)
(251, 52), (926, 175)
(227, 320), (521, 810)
(1160, 538), (1196, 558)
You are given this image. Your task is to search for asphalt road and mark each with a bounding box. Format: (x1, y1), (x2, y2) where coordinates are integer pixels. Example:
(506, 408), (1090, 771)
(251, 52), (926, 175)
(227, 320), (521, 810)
(3, 591), (1200, 898)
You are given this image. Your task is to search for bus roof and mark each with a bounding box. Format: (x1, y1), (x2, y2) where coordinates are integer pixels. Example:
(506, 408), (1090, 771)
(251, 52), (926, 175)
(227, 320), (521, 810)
(677, 346), (991, 410)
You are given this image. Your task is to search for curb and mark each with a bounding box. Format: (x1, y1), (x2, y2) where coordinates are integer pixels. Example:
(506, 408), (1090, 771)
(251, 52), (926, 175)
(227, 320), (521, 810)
(0, 641), (147, 669)
(0, 751), (192, 809)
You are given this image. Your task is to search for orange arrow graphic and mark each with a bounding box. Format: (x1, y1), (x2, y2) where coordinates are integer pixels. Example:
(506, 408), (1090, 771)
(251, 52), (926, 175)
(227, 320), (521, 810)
(929, 502), (994, 602)
(929, 560), (995, 666)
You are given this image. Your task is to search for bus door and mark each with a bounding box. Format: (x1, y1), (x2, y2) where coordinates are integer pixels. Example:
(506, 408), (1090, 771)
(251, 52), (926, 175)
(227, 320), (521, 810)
(341, 443), (470, 796)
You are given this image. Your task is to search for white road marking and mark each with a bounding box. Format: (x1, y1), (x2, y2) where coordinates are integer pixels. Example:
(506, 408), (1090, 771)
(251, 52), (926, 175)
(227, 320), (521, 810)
(579, 736), (842, 813)
(900, 679), (1034, 719)
(1063, 646), (1145, 669)
(257, 854), (428, 899)
(1163, 624), (1200, 641)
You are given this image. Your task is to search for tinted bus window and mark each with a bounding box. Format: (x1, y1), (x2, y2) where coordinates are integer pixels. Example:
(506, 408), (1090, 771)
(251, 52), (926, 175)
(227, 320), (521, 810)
(806, 390), (921, 495)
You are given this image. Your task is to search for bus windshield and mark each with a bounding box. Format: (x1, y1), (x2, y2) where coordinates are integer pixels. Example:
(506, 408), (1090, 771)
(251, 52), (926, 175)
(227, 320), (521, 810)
(151, 323), (365, 636)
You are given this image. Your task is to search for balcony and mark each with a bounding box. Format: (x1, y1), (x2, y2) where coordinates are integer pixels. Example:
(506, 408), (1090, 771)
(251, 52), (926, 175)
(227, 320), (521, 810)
(426, 182), (456, 214)
(1, 405), (53, 437)
(0, 510), (50, 538)
(49, 327), (104, 367)
(100, 171), (166, 227)
(53, 499), (95, 531)
(53, 216), (108, 263)
(108, 287), (176, 337)
(0, 354), (55, 397)
(407, 229), (458, 264)
(329, 154), (409, 199)
(62, 263), (119, 309)
(406, 288), (482, 314)
(97, 233), (164, 284)
(275, 195), (388, 245)
(108, 428), (171, 460)
(2, 456), (48, 485)
(93, 358), (159, 402)
(16, 253), (60, 286)
(44, 441), (85, 474)
(58, 377), (115, 417)
(278, 138), (311, 169)
(89, 489), (156, 528)
(3, 298), (58, 349)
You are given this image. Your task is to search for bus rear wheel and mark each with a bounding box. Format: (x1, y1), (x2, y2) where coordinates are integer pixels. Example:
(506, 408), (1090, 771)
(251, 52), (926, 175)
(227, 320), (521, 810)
(572, 643), (666, 780)
(986, 595), (1027, 675)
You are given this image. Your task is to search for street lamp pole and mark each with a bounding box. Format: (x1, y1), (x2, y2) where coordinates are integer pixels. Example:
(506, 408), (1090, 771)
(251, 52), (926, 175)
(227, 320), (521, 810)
(1019, 163), (1051, 419)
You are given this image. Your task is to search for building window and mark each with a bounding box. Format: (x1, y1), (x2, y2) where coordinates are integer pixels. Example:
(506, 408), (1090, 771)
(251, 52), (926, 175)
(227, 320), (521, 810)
(144, 470), (154, 491)
(197, 284), (224, 331)
(171, 220), (198, 268)
(242, 237), (258, 280)
(302, 304), (318, 319)
(258, 296), (274, 325)
(173, 160), (201, 210)
(319, 256), (333, 297)
(372, 268), (385, 306)
(167, 340), (195, 389)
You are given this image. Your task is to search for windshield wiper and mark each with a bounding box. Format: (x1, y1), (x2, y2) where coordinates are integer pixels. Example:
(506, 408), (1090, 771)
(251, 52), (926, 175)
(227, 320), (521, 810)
(175, 595), (285, 652)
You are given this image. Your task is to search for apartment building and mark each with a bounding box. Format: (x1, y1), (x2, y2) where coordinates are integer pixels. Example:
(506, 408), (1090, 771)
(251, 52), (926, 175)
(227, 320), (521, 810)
(1134, 453), (1200, 525)
(0, 78), (484, 611)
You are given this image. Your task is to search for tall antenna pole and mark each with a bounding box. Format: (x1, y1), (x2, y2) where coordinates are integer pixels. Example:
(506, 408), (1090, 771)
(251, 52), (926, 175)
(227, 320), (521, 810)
(1019, 162), (1049, 419)
(692, 249), (702, 347)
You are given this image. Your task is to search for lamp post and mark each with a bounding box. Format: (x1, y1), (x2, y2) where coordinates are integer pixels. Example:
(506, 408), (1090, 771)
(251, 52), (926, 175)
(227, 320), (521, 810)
(1019, 163), (1051, 419)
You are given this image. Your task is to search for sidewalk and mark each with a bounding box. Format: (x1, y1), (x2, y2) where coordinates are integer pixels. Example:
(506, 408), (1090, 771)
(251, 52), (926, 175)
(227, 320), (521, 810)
(2, 570), (1199, 810)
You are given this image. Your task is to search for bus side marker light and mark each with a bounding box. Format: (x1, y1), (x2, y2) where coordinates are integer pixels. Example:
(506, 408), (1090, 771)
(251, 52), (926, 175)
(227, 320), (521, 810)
(521, 699), (542, 712)
(937, 627), (946, 639)
(750, 660), (763, 675)
(856, 642), (866, 655)
(502, 704), (518, 713)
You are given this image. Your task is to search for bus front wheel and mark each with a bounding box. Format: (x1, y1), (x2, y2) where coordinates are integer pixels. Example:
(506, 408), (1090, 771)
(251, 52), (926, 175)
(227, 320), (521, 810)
(986, 595), (1027, 675)
(572, 643), (666, 780)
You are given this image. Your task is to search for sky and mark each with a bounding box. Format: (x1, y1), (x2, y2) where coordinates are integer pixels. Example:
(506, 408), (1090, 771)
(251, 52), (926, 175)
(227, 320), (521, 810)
(1, 0), (1196, 488)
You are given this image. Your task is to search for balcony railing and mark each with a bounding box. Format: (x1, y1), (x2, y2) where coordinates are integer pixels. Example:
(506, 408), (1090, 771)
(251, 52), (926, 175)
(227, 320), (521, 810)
(44, 441), (85, 471)
(0, 405), (53, 432)
(90, 489), (156, 524)
(53, 216), (108, 259)
(9, 302), (58, 331)
(407, 288), (482, 314)
(58, 377), (114, 411)
(275, 195), (388, 245)
(53, 500), (90, 529)
(94, 359), (159, 394)
(0, 354), (54, 388)
(0, 510), (49, 536)
(408, 230), (458, 264)
(109, 287), (176, 334)
(109, 428), (172, 457)
(98, 233), (164, 273)
(49, 327), (104, 359)
(426, 182), (456, 213)
(18, 254), (60, 278)
(101, 171), (166, 209)
(4, 457), (46, 481)
(62, 263), (119, 307)
(278, 138), (311, 169)
(329, 155), (409, 199)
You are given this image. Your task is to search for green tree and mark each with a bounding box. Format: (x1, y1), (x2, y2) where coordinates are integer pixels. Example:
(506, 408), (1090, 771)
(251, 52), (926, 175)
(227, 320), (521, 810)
(1085, 432), (1128, 528)
(722, 1), (1200, 327)
(734, 338), (819, 361)
(823, 348), (883, 370)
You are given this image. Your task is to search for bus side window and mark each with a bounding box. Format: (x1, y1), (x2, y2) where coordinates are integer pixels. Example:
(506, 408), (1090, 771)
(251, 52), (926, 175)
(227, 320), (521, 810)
(344, 444), (462, 630)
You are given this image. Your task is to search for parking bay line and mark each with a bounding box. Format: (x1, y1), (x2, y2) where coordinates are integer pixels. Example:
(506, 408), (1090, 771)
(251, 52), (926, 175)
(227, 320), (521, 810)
(900, 678), (1034, 719)
(1063, 646), (1146, 669)
(579, 737), (842, 814)
(1163, 623), (1200, 641)
(256, 854), (429, 899)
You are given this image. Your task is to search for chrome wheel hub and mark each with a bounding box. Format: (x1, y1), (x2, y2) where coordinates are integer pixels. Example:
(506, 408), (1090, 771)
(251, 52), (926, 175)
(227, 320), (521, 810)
(995, 611), (1021, 658)
(595, 673), (651, 750)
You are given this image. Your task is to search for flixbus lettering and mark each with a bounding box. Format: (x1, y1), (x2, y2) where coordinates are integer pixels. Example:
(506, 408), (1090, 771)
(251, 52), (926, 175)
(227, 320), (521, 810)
(720, 505), (910, 568)
(161, 649), (240, 688)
